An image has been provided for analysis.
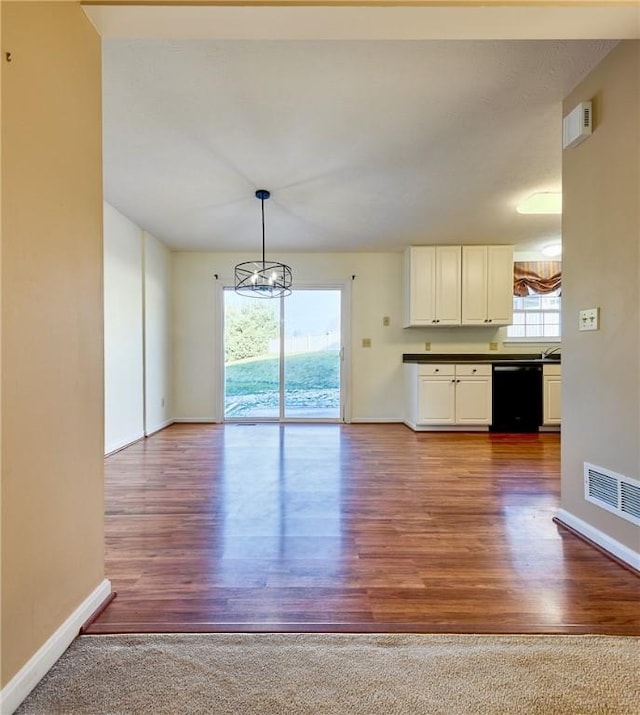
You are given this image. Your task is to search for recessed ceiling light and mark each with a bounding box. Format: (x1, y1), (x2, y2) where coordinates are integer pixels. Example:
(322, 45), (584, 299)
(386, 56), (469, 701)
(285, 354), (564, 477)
(517, 192), (562, 214)
(542, 243), (562, 257)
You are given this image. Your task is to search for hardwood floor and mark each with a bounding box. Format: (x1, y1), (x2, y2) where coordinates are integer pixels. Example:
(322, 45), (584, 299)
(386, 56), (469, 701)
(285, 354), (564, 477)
(88, 423), (640, 634)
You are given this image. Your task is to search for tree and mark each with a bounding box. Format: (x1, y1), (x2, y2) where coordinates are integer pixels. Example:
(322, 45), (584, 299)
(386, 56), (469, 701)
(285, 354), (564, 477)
(225, 302), (279, 362)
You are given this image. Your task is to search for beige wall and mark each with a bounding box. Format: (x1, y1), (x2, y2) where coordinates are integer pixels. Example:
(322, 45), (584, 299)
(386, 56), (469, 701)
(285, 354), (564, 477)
(561, 41), (639, 550)
(1, 1), (104, 685)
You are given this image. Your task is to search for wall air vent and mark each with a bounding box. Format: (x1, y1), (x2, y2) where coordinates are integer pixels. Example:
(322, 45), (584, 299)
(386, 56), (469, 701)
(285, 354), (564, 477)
(584, 463), (640, 526)
(563, 101), (592, 150)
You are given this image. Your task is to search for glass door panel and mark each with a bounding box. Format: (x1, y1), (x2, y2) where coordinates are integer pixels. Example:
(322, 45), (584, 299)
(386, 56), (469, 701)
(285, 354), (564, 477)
(224, 287), (342, 421)
(223, 290), (280, 419)
(283, 289), (341, 419)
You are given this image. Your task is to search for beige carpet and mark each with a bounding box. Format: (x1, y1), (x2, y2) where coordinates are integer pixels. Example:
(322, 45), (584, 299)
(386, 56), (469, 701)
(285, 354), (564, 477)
(15, 633), (639, 714)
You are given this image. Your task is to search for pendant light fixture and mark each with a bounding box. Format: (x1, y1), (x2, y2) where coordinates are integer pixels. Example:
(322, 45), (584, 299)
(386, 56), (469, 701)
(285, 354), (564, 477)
(234, 190), (292, 298)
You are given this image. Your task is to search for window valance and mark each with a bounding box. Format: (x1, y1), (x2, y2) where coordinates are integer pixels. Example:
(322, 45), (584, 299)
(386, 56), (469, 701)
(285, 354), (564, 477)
(513, 261), (561, 297)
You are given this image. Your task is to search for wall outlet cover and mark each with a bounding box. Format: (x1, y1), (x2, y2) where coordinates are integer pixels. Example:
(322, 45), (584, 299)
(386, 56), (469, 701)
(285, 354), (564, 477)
(424, 342), (431, 351)
(362, 338), (372, 348)
(489, 342), (498, 351)
(383, 316), (390, 327)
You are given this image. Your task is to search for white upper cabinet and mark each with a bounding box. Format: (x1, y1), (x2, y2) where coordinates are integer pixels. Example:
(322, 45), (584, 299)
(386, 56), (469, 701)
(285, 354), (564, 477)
(461, 245), (514, 326)
(486, 245), (515, 324)
(435, 246), (463, 325)
(403, 246), (461, 327)
(405, 244), (513, 328)
(460, 246), (488, 325)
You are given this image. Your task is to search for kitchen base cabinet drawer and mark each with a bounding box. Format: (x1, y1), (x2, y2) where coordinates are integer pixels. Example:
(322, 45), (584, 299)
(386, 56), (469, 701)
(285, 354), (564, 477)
(418, 364), (455, 377)
(455, 364), (492, 377)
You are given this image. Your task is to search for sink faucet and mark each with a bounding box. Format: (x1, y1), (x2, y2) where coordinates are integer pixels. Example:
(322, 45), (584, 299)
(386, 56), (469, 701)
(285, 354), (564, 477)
(542, 345), (561, 358)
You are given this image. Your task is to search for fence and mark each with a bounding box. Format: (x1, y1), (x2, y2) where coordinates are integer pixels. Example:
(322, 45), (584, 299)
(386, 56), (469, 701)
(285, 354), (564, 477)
(268, 332), (340, 355)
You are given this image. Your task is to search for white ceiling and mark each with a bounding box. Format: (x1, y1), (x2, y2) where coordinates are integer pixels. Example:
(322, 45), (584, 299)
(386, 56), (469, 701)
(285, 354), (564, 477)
(96, 6), (629, 254)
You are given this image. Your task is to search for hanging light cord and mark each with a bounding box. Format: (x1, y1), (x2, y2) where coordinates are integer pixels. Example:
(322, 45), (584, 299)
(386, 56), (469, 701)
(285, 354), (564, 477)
(261, 194), (266, 268)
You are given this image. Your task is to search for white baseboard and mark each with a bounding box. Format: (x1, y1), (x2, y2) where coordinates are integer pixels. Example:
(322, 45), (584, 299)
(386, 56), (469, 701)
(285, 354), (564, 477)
(172, 418), (219, 423)
(555, 508), (640, 571)
(403, 420), (489, 432)
(145, 419), (174, 436)
(350, 418), (403, 423)
(104, 432), (145, 457)
(0, 579), (112, 715)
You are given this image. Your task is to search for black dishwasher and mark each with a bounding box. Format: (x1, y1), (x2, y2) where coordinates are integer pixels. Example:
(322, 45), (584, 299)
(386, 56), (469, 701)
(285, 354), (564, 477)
(490, 364), (542, 432)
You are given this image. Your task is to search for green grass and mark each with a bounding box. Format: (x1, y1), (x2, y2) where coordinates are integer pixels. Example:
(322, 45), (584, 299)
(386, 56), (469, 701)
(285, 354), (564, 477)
(225, 350), (339, 396)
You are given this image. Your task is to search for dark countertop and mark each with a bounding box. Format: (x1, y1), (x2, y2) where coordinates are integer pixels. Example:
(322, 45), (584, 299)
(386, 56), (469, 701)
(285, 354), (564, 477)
(403, 353), (561, 365)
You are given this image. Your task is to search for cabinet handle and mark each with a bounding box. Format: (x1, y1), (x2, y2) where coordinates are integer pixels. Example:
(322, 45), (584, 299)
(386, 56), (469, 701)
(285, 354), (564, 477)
(488, 319), (493, 323)
(432, 319), (437, 323)
(472, 369), (477, 373)
(434, 368), (439, 372)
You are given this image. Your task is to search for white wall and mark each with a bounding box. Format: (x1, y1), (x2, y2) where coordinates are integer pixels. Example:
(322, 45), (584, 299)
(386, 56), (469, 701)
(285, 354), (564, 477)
(144, 231), (173, 434)
(104, 203), (144, 453)
(104, 204), (173, 453)
(172, 251), (541, 422)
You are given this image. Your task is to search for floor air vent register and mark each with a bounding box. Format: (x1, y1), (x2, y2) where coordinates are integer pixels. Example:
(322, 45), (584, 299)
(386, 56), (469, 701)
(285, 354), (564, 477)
(584, 463), (640, 526)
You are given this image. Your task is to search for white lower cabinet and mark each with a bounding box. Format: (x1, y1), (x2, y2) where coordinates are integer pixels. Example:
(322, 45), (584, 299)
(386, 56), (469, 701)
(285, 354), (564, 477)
(543, 364), (562, 426)
(417, 369), (456, 424)
(406, 363), (492, 430)
(455, 369), (493, 424)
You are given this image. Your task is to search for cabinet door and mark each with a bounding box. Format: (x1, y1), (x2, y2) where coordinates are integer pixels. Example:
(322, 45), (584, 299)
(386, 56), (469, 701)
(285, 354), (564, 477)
(435, 246), (462, 325)
(404, 246), (436, 326)
(543, 376), (562, 425)
(455, 377), (492, 424)
(461, 246), (488, 325)
(417, 376), (456, 424)
(487, 245), (514, 325)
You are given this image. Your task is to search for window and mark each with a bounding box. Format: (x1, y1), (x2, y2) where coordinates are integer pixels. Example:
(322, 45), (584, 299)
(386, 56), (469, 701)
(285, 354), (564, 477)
(507, 288), (561, 340)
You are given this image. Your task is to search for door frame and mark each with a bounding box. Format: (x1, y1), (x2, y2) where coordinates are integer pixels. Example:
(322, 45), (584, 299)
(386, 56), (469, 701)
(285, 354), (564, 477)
(217, 280), (351, 423)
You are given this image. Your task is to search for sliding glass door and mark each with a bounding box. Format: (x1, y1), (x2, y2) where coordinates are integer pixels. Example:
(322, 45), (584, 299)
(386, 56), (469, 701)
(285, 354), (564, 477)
(223, 288), (342, 421)
(283, 289), (341, 419)
(223, 290), (280, 419)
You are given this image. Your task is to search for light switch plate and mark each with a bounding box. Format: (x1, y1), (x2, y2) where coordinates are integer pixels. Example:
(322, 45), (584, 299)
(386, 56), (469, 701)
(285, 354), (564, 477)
(579, 307), (599, 331)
